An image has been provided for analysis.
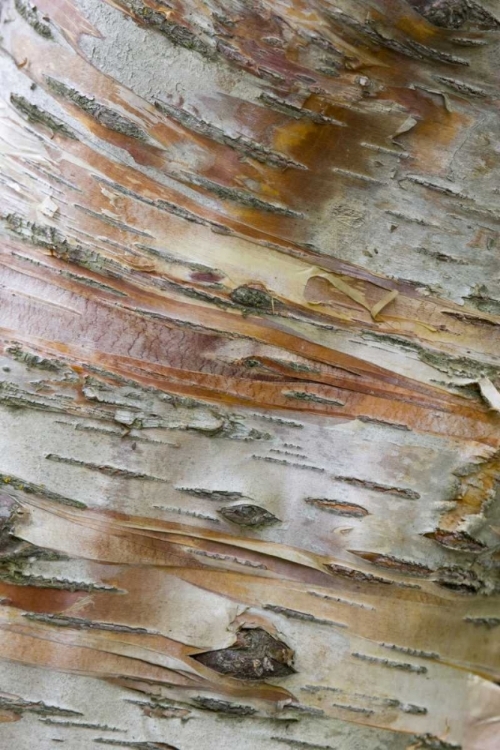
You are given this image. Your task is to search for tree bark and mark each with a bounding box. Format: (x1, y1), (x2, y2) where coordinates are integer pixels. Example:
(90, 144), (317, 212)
(0, 1), (499, 748)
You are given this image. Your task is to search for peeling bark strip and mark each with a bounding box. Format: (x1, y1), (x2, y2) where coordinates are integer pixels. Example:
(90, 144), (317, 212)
(0, 0), (500, 747)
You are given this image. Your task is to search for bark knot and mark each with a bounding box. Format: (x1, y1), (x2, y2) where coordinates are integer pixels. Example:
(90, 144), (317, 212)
(193, 627), (295, 681)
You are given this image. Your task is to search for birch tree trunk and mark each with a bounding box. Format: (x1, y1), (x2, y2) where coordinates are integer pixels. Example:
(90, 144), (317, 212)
(0, 1), (499, 748)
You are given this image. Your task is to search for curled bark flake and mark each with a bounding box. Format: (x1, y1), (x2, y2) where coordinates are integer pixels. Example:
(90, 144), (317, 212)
(305, 272), (369, 313)
(192, 627), (295, 681)
(478, 378), (500, 413)
(370, 290), (398, 320)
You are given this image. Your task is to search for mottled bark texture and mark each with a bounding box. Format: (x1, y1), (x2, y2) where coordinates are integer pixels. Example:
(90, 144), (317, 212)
(0, 0), (499, 748)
